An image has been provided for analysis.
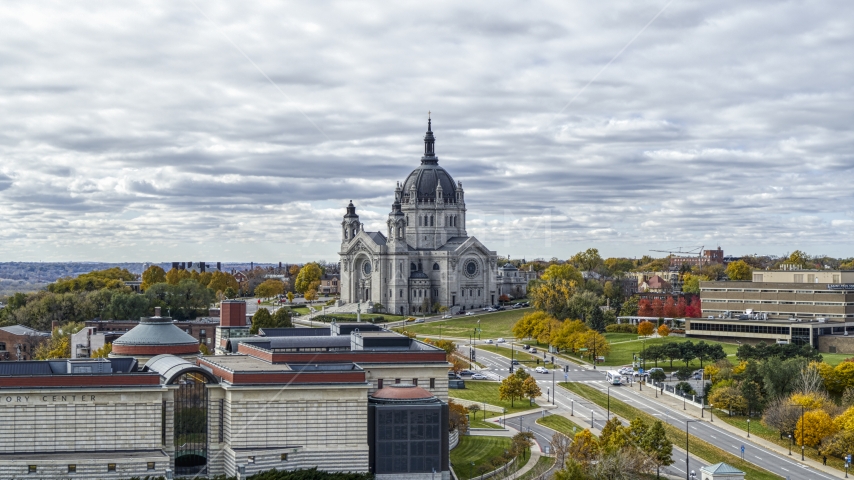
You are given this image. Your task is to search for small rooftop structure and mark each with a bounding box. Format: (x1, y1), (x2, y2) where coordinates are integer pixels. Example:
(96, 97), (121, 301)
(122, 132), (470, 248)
(369, 384), (438, 403)
(700, 462), (745, 480)
(111, 307), (200, 360)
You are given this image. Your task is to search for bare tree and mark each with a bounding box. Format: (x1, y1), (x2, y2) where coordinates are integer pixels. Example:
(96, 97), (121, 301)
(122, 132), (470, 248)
(762, 397), (802, 435)
(794, 362), (824, 394)
(551, 431), (571, 470)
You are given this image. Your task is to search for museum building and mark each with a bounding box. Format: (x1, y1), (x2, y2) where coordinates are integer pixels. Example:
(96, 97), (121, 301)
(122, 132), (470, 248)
(0, 301), (450, 479)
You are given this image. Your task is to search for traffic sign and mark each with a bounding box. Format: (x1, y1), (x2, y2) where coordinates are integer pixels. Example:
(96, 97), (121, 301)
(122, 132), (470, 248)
(741, 445), (745, 453)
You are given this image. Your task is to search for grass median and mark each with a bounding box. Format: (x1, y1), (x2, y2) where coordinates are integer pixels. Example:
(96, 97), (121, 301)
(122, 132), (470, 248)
(451, 435), (513, 480)
(559, 382), (780, 480)
(536, 414), (590, 438)
(450, 380), (539, 414)
(401, 309), (529, 339)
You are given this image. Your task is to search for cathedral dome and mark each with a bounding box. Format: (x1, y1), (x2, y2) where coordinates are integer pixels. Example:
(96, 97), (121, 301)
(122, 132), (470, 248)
(402, 164), (457, 201)
(401, 115), (458, 202)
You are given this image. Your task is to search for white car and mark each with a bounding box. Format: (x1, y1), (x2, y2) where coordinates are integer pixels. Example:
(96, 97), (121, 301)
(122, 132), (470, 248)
(496, 338), (506, 343)
(471, 373), (488, 380)
(534, 366), (548, 374)
(465, 311), (475, 316)
(442, 314), (452, 319)
(485, 339), (494, 344)
(618, 367), (635, 375)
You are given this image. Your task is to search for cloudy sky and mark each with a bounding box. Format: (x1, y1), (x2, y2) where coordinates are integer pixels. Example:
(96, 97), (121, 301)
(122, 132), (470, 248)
(1, 0), (852, 263)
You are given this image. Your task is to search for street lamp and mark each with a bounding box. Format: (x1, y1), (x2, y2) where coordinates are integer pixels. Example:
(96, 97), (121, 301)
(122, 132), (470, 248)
(607, 385), (612, 421)
(747, 418), (750, 438)
(788, 434), (792, 456)
(685, 419), (699, 480)
(503, 408), (506, 427)
(709, 403), (714, 423)
(789, 403), (806, 461)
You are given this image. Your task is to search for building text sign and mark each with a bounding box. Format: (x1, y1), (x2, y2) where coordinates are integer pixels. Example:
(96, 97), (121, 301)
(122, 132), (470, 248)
(827, 284), (854, 290)
(3, 394), (97, 404)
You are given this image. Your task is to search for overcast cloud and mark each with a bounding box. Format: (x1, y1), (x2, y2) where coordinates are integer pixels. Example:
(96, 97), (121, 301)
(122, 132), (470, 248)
(1, 0), (852, 262)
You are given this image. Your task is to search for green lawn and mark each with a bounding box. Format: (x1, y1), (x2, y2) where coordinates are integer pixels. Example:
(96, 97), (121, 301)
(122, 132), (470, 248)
(449, 380), (539, 414)
(402, 309), (531, 339)
(604, 333), (643, 343)
(470, 417), (503, 429)
(559, 382), (780, 480)
(586, 336), (740, 368)
(714, 414), (849, 473)
(536, 414), (590, 438)
(820, 352), (853, 366)
(451, 436), (512, 480)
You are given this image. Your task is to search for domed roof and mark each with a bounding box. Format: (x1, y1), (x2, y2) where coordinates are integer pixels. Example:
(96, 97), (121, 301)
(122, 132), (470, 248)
(112, 312), (200, 357)
(370, 384), (438, 402)
(401, 115), (458, 201)
(403, 164), (457, 200)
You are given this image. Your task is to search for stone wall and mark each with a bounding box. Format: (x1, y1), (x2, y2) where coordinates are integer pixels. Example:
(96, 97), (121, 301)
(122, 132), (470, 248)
(0, 387), (164, 454)
(818, 335), (854, 354)
(363, 363), (450, 402)
(218, 384), (370, 477)
(0, 452), (169, 480)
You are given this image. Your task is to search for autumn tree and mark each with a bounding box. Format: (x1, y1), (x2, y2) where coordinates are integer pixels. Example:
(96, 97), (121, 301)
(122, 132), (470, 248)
(552, 319), (589, 353)
(676, 297), (688, 317)
(499, 375), (524, 407)
(295, 263), (323, 294)
(255, 279), (285, 299)
(709, 386), (747, 416)
(663, 297), (678, 317)
(249, 308), (274, 335)
(637, 320), (655, 337)
(726, 260), (753, 281)
(651, 299), (664, 317)
(681, 273), (706, 294)
(638, 299), (653, 317)
(35, 322), (85, 359)
(91, 342), (112, 358)
(448, 400), (469, 434)
(568, 429), (599, 465)
(165, 268), (191, 285)
(141, 265), (167, 291)
(208, 271), (239, 295)
(570, 248), (604, 272)
(795, 409), (836, 447)
(577, 331), (610, 361)
(522, 376), (542, 405)
(541, 263), (584, 283)
(657, 324), (670, 337)
(685, 297), (702, 318)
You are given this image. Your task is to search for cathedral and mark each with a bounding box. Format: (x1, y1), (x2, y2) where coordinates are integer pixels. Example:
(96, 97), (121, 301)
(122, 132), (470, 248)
(339, 116), (500, 315)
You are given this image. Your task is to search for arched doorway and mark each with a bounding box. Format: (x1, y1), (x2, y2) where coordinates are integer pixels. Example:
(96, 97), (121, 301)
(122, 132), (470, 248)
(174, 370), (213, 475)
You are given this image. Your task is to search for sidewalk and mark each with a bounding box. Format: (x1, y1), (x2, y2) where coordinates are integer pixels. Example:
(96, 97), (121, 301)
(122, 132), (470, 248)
(629, 380), (847, 479)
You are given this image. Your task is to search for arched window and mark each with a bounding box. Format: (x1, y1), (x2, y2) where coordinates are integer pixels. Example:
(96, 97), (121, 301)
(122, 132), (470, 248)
(400, 289), (403, 297)
(411, 263), (417, 271)
(430, 215), (434, 226)
(433, 262), (440, 270)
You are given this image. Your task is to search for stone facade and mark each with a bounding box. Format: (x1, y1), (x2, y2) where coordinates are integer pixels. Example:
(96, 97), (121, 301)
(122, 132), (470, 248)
(818, 334), (854, 354)
(340, 118), (499, 315)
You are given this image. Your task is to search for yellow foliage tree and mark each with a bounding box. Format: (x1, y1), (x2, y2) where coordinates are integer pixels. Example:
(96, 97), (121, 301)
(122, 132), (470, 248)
(512, 311), (549, 339)
(795, 410), (837, 447)
(637, 320), (655, 336)
(295, 263), (323, 294)
(657, 324), (670, 337)
(35, 322), (85, 360)
(499, 375), (524, 407)
(568, 429), (599, 464)
(552, 320), (589, 353)
(522, 376), (542, 405)
(790, 392), (828, 411)
(140, 265), (167, 291)
(814, 362), (840, 394)
(708, 386), (746, 416)
(254, 279), (285, 299)
(304, 280), (321, 302)
(576, 331), (611, 360)
(833, 362), (854, 394)
(207, 271), (239, 294)
(732, 361), (748, 376)
(165, 268), (191, 285)
(91, 343), (112, 358)
(725, 260), (753, 281)
(833, 406), (854, 432)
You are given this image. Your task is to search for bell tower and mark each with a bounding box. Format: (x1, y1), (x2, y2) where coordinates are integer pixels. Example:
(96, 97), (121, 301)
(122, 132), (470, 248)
(341, 200), (361, 244)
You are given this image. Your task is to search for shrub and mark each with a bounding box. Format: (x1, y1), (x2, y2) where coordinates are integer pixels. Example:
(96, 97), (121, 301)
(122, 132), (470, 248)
(605, 324), (638, 334)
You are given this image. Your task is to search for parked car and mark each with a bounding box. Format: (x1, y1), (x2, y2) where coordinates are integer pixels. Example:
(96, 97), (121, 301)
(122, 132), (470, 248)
(414, 319), (425, 324)
(448, 371), (461, 379)
(496, 338), (506, 343)
(471, 373), (488, 380)
(459, 370), (474, 377)
(442, 314), (453, 319)
(535, 366), (548, 374)
(486, 308), (497, 312)
(465, 311), (475, 316)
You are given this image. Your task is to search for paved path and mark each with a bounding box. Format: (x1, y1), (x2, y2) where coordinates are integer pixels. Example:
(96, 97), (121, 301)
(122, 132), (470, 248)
(472, 346), (841, 480)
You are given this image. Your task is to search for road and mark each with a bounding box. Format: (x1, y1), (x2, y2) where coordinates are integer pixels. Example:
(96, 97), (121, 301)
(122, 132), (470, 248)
(472, 344), (840, 480)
